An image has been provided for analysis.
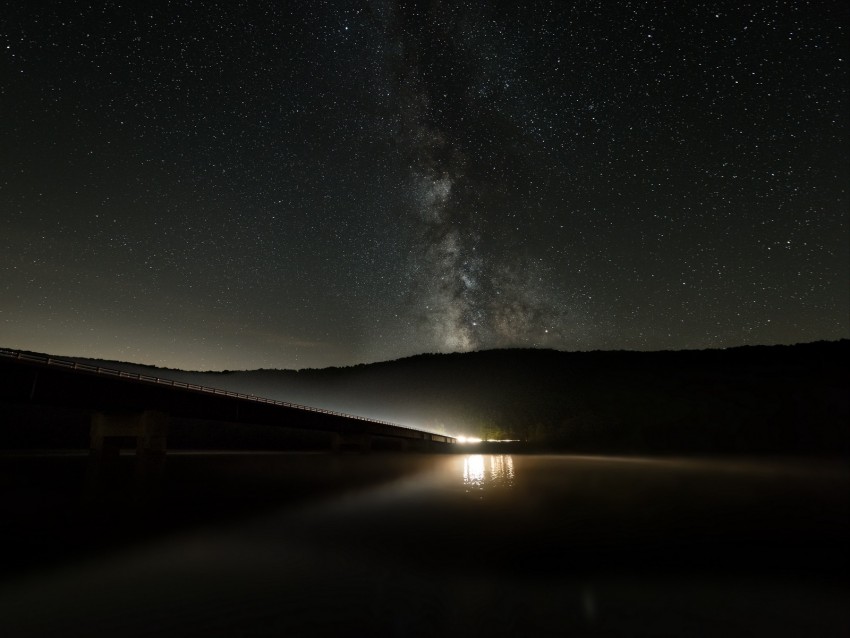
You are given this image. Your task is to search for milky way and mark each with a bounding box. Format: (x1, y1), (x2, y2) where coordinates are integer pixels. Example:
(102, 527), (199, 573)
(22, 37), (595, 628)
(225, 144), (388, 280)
(384, 2), (579, 352)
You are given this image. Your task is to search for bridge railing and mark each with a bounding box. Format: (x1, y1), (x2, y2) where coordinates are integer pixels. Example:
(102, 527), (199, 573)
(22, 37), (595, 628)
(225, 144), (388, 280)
(0, 348), (451, 439)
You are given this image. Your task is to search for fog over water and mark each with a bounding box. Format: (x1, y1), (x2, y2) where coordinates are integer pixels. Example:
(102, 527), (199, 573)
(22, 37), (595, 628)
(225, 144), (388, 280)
(1, 453), (847, 637)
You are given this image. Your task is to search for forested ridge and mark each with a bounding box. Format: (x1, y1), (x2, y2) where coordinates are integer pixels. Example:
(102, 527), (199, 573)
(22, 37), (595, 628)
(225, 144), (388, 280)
(21, 340), (846, 455)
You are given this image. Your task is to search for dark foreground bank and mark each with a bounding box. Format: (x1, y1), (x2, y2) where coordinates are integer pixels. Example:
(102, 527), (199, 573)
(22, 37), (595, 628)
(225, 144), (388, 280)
(1, 452), (848, 637)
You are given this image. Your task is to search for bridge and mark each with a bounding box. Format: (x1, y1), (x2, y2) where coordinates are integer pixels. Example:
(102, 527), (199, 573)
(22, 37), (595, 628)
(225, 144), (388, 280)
(0, 349), (456, 462)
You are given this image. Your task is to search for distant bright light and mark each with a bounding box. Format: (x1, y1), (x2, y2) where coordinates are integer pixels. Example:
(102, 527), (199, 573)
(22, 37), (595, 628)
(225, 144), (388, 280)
(457, 436), (482, 444)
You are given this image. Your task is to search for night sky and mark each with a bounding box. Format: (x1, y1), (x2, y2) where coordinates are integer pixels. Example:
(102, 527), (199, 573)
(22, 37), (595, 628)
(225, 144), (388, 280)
(2, 1), (847, 370)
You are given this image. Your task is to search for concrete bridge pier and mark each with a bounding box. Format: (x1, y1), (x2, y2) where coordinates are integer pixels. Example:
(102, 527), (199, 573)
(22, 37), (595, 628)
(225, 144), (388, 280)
(417, 433), (433, 453)
(331, 432), (372, 454)
(88, 410), (169, 488)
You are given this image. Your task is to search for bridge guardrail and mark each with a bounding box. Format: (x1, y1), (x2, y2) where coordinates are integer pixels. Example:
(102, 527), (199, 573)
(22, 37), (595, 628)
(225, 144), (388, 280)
(0, 348), (450, 439)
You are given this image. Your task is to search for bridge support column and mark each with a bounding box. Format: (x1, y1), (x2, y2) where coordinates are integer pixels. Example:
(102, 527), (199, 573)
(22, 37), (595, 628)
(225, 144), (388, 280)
(331, 432), (371, 454)
(88, 411), (169, 486)
(360, 433), (372, 453)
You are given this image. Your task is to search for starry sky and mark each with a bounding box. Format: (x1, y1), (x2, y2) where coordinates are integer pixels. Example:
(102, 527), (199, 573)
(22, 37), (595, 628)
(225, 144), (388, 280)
(2, 1), (848, 371)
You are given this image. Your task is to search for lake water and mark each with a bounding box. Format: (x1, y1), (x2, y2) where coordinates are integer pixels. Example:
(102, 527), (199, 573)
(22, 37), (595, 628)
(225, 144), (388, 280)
(1, 452), (848, 636)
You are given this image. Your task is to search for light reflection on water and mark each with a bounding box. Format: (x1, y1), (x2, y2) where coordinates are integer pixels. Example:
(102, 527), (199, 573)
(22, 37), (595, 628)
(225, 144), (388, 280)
(2, 453), (848, 637)
(462, 454), (514, 494)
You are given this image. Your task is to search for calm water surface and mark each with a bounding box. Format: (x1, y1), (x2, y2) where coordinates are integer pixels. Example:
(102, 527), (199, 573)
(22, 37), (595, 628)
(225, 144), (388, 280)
(1, 452), (847, 637)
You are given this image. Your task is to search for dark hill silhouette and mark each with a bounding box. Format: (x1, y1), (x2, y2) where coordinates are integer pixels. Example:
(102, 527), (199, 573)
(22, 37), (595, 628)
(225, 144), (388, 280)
(9, 340), (848, 455)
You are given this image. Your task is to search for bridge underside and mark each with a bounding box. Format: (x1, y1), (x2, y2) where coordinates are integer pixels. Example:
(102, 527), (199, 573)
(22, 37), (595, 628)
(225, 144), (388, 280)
(0, 355), (456, 456)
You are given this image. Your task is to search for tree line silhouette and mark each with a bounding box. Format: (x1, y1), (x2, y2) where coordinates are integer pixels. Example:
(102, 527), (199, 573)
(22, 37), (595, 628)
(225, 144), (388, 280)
(2, 341), (847, 455)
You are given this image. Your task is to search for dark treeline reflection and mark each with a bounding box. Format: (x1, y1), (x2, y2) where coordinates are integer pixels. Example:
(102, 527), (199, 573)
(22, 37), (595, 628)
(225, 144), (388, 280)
(1, 452), (848, 636)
